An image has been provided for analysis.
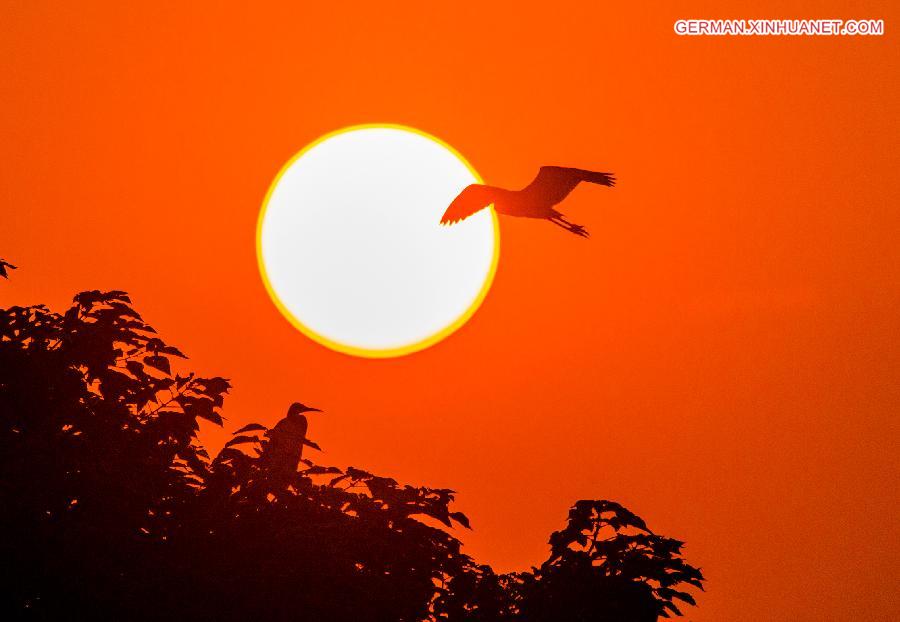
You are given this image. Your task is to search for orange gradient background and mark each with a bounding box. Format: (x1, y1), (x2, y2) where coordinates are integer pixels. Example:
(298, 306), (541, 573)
(2, 3), (898, 620)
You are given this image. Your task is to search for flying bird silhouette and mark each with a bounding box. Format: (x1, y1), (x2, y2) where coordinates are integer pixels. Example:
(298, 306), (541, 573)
(441, 166), (615, 238)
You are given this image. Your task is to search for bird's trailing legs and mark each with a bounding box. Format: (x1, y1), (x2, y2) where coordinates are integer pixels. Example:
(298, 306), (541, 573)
(550, 215), (590, 238)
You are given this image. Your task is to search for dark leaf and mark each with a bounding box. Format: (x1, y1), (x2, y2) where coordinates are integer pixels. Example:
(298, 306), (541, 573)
(233, 423), (267, 434)
(0, 259), (17, 279)
(162, 345), (187, 358)
(144, 355), (171, 375)
(449, 511), (471, 529)
(224, 435), (262, 449)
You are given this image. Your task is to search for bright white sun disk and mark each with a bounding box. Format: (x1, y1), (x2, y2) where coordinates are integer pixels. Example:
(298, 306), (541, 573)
(257, 125), (498, 357)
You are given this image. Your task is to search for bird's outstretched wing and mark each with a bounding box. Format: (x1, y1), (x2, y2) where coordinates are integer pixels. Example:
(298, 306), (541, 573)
(441, 184), (498, 225)
(521, 166), (616, 205)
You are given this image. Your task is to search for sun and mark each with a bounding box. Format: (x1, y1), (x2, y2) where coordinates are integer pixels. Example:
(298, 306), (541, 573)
(256, 124), (500, 358)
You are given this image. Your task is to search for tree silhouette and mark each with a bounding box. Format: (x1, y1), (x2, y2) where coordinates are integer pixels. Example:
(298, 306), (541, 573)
(0, 261), (703, 620)
(434, 501), (704, 622)
(516, 500), (704, 621)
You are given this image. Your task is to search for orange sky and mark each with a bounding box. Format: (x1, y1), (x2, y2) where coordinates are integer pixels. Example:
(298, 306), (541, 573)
(2, 2), (898, 620)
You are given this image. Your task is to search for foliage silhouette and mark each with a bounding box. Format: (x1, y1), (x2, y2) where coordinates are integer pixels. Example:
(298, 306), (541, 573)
(434, 501), (704, 622)
(0, 264), (703, 621)
(0, 259), (15, 279)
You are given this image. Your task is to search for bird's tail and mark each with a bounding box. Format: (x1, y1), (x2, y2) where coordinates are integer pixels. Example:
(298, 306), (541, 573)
(581, 170), (616, 187)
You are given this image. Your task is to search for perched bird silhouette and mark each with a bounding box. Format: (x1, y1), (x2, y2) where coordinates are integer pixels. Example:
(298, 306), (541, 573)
(441, 166), (615, 238)
(263, 402), (322, 488)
